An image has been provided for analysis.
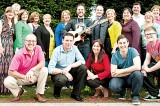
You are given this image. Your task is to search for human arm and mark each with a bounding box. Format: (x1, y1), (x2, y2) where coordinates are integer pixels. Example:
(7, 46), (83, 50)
(55, 23), (63, 47)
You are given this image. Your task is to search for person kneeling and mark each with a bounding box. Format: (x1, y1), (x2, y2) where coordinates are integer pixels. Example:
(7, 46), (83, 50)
(4, 34), (48, 102)
(48, 33), (87, 101)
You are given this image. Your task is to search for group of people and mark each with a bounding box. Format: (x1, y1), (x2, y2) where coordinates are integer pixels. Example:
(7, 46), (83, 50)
(0, 2), (160, 105)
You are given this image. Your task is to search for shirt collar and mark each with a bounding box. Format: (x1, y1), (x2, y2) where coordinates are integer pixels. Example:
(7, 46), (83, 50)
(22, 46), (35, 55)
(132, 14), (142, 18)
(60, 45), (73, 53)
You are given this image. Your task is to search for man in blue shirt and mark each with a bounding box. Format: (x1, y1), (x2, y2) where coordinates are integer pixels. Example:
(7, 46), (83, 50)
(109, 34), (143, 105)
(48, 33), (87, 101)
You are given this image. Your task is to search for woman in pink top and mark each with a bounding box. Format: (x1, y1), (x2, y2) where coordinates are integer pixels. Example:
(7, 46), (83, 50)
(86, 39), (111, 98)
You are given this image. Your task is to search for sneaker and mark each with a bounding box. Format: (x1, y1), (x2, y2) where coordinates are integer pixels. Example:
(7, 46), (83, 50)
(143, 95), (160, 101)
(118, 94), (126, 100)
(132, 97), (140, 105)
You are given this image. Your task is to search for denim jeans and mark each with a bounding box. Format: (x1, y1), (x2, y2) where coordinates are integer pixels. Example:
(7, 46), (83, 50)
(109, 71), (143, 99)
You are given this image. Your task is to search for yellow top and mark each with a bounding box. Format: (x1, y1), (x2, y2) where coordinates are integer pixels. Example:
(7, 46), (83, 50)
(49, 32), (55, 58)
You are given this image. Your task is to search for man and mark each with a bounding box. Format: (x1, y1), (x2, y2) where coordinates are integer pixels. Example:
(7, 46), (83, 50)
(141, 26), (160, 101)
(91, 5), (107, 44)
(48, 33), (87, 101)
(132, 2), (145, 28)
(63, 3), (93, 61)
(4, 34), (48, 102)
(109, 34), (143, 105)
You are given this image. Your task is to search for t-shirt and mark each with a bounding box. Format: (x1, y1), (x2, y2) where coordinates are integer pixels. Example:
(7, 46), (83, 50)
(146, 39), (160, 62)
(111, 47), (139, 69)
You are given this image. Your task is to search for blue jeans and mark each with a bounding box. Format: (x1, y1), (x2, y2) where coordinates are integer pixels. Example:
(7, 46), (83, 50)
(109, 71), (143, 99)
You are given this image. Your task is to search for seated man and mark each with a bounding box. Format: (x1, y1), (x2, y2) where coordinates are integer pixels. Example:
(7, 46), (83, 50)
(4, 34), (48, 102)
(141, 26), (160, 101)
(109, 34), (143, 105)
(48, 33), (87, 101)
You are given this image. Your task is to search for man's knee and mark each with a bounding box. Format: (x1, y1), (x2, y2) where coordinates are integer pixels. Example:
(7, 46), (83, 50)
(51, 75), (68, 88)
(109, 78), (123, 93)
(131, 71), (143, 80)
(78, 64), (87, 74)
(40, 67), (48, 76)
(4, 76), (16, 88)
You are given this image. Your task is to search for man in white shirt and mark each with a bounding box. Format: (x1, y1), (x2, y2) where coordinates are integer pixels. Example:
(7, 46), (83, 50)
(132, 2), (145, 28)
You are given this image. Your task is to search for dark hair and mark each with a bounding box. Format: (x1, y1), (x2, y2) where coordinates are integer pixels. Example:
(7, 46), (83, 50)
(18, 9), (29, 21)
(144, 26), (157, 33)
(90, 39), (105, 63)
(123, 7), (132, 15)
(117, 34), (129, 43)
(76, 3), (86, 11)
(133, 2), (141, 8)
(63, 33), (75, 39)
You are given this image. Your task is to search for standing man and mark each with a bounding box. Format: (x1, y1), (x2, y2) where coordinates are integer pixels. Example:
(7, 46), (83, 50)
(141, 26), (160, 101)
(48, 33), (87, 101)
(109, 34), (143, 105)
(4, 34), (48, 102)
(132, 2), (145, 28)
(63, 3), (93, 61)
(91, 5), (107, 44)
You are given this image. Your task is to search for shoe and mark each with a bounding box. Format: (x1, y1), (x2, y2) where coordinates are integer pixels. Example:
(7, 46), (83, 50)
(11, 88), (24, 102)
(54, 86), (61, 99)
(34, 93), (46, 102)
(118, 94), (126, 100)
(71, 94), (84, 101)
(132, 97), (140, 105)
(143, 95), (160, 101)
(91, 94), (101, 99)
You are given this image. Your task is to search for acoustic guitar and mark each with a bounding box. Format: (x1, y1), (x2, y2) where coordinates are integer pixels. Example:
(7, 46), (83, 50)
(68, 18), (108, 45)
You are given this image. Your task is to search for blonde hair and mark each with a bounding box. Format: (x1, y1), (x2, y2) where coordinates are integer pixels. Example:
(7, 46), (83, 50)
(145, 11), (155, 23)
(5, 7), (14, 14)
(43, 14), (52, 20)
(106, 9), (116, 20)
(12, 3), (21, 9)
(29, 12), (40, 23)
(61, 10), (71, 22)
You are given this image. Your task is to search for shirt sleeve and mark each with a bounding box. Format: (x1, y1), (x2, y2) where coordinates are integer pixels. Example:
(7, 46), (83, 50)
(9, 53), (20, 71)
(48, 48), (58, 74)
(111, 52), (118, 65)
(97, 54), (111, 80)
(37, 46), (45, 62)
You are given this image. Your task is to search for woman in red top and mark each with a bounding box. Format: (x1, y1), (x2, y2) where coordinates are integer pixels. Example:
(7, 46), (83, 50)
(86, 39), (111, 98)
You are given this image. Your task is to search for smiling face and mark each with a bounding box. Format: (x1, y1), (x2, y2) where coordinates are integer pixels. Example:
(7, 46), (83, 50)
(21, 11), (29, 21)
(145, 12), (154, 23)
(5, 7), (15, 19)
(34, 15), (40, 22)
(144, 29), (157, 43)
(152, 8), (160, 17)
(96, 5), (104, 17)
(123, 9), (132, 21)
(63, 12), (70, 23)
(62, 35), (74, 51)
(92, 42), (101, 55)
(118, 38), (129, 53)
(25, 34), (37, 52)
(76, 5), (85, 18)
(132, 5), (141, 15)
(43, 14), (51, 25)
(106, 9), (115, 20)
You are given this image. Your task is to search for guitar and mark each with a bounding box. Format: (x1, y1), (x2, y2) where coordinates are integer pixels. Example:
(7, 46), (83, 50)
(68, 18), (108, 45)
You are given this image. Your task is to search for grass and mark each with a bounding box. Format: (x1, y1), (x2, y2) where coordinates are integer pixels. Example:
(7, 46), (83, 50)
(0, 76), (155, 103)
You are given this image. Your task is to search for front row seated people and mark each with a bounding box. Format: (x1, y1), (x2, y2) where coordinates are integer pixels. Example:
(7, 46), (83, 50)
(86, 39), (111, 98)
(142, 26), (160, 100)
(109, 34), (143, 105)
(4, 34), (48, 102)
(48, 33), (87, 101)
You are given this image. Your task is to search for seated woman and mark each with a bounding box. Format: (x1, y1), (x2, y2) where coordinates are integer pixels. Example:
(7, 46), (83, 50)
(86, 39), (111, 98)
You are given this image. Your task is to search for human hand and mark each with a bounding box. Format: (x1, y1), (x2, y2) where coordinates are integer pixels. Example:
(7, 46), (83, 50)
(112, 69), (123, 77)
(25, 70), (34, 82)
(85, 28), (90, 34)
(141, 70), (147, 77)
(63, 72), (73, 81)
(87, 74), (97, 80)
(63, 65), (72, 74)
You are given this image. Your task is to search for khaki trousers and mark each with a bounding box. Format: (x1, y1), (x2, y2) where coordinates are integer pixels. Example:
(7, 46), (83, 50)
(4, 67), (48, 97)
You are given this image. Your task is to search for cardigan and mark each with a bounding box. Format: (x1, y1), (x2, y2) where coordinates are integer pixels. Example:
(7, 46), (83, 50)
(55, 22), (64, 47)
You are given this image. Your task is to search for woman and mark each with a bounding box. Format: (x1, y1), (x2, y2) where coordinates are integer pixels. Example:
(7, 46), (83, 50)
(14, 9), (32, 53)
(28, 12), (40, 33)
(86, 39), (111, 98)
(0, 7), (15, 94)
(151, 5), (160, 24)
(55, 10), (71, 47)
(140, 11), (160, 62)
(105, 9), (122, 59)
(121, 8), (141, 55)
(35, 14), (55, 66)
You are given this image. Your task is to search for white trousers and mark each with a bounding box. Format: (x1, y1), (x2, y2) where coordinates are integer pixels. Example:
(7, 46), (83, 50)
(4, 67), (48, 97)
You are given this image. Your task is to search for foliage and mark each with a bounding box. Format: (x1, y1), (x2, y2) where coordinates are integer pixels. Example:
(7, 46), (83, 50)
(0, 0), (95, 29)
(96, 0), (160, 21)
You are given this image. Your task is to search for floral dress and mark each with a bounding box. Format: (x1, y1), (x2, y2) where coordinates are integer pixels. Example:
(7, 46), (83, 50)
(0, 18), (14, 95)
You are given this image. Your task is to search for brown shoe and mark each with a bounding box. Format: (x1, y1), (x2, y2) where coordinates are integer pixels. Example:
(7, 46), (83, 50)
(11, 88), (24, 102)
(34, 93), (46, 103)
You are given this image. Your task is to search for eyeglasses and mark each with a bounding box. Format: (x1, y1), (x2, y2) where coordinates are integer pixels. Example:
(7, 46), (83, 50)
(145, 33), (156, 36)
(145, 15), (152, 18)
(25, 40), (36, 43)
